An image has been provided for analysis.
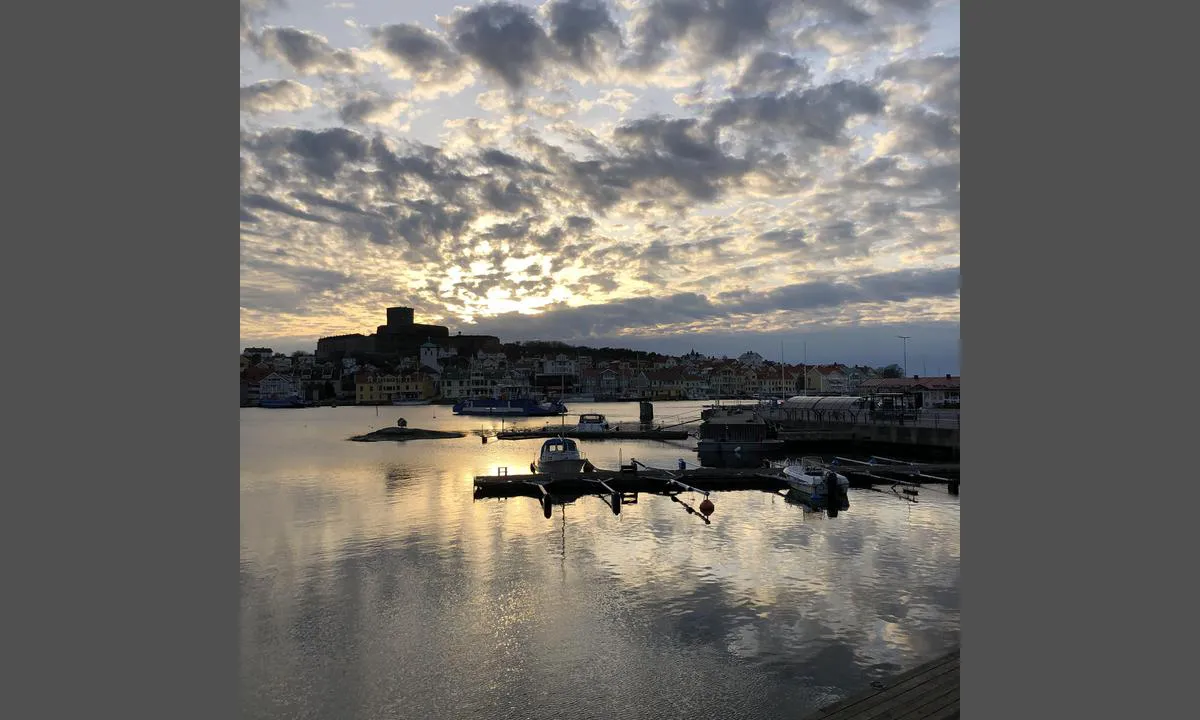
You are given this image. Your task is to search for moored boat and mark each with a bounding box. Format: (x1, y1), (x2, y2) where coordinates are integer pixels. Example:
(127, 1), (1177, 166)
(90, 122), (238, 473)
(574, 413), (610, 433)
(772, 457), (850, 511)
(535, 437), (589, 474)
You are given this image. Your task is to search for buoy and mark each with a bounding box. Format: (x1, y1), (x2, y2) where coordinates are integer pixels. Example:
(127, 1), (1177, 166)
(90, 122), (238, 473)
(699, 498), (714, 516)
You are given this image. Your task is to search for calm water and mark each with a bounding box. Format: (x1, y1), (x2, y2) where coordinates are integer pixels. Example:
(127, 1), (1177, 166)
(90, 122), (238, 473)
(240, 402), (960, 720)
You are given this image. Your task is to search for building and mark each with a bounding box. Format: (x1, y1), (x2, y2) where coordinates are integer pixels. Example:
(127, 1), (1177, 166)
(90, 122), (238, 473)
(857, 375), (961, 408)
(259, 372), (300, 400)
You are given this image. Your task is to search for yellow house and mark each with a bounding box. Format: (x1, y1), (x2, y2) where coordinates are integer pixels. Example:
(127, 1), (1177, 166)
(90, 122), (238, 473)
(356, 372), (435, 404)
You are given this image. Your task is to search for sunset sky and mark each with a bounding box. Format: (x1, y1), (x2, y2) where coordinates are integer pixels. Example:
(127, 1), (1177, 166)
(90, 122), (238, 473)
(240, 0), (960, 371)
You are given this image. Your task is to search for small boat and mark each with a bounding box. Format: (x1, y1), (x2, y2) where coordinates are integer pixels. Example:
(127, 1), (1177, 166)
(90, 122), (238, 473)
(775, 457), (850, 510)
(575, 413), (610, 433)
(535, 437), (588, 474)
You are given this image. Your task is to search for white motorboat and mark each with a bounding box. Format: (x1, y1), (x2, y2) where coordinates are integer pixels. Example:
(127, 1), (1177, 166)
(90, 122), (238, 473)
(575, 413), (610, 433)
(535, 437), (588, 474)
(775, 457), (850, 508)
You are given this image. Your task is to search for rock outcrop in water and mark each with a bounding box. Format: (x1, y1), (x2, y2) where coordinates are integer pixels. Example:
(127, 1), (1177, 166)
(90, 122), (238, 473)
(349, 427), (466, 442)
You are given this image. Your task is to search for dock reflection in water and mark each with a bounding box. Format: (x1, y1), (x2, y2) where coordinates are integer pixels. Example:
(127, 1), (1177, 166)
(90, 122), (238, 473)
(241, 403), (959, 720)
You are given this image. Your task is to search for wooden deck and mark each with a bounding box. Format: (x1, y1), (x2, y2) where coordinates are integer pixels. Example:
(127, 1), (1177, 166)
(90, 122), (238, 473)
(803, 646), (959, 720)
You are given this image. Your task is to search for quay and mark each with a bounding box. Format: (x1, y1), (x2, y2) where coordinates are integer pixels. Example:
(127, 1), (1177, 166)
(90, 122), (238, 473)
(494, 429), (691, 441)
(800, 646), (959, 720)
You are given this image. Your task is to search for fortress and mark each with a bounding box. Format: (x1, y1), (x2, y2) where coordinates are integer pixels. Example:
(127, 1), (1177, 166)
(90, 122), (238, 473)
(316, 307), (499, 362)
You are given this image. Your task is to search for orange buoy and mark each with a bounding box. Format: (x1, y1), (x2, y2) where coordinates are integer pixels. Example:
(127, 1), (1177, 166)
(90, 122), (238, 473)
(699, 498), (714, 516)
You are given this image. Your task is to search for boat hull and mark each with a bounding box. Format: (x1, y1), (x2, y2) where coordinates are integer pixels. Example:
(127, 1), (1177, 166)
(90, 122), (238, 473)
(259, 398), (306, 408)
(391, 399), (432, 406)
(536, 459), (589, 474)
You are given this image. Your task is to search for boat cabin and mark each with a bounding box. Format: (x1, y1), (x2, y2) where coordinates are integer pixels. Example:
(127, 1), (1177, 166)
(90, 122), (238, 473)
(541, 438), (581, 456)
(576, 413), (610, 432)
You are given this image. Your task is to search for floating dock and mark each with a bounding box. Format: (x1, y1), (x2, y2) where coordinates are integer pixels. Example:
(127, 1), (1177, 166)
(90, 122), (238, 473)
(494, 429), (692, 441)
(475, 465), (785, 495)
(800, 646), (959, 720)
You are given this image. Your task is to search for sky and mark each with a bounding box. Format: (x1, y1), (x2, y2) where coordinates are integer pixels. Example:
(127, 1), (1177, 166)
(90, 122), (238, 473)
(240, 0), (960, 372)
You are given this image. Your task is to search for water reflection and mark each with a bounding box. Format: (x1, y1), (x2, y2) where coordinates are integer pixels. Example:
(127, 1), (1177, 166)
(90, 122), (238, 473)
(241, 403), (959, 720)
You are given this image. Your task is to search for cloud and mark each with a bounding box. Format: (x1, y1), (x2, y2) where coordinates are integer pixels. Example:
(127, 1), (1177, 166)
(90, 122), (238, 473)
(625, 0), (789, 70)
(546, 0), (623, 70)
(242, 193), (333, 224)
(731, 51), (811, 95)
(366, 23), (467, 88)
(449, 2), (556, 91)
(708, 80), (884, 146)
(337, 92), (410, 126)
(461, 266), (958, 341)
(240, 79), (317, 114)
(252, 27), (363, 75)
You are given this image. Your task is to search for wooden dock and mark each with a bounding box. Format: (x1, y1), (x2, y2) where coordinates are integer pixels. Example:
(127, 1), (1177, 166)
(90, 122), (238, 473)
(494, 429), (691, 441)
(474, 466), (785, 496)
(802, 646), (959, 720)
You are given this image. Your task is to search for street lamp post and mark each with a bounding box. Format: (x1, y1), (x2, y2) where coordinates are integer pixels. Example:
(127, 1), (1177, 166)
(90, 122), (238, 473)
(897, 335), (910, 377)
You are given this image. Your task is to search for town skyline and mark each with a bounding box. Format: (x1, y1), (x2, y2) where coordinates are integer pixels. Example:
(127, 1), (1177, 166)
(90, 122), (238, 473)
(241, 1), (960, 368)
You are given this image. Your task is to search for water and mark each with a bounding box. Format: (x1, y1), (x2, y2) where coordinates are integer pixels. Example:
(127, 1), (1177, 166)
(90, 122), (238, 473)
(241, 402), (959, 720)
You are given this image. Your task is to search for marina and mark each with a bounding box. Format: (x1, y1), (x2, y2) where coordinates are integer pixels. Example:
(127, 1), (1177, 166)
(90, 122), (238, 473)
(473, 455), (960, 518)
(242, 402), (961, 720)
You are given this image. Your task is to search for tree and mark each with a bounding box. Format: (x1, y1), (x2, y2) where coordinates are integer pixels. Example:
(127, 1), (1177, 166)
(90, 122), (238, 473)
(878, 364), (903, 379)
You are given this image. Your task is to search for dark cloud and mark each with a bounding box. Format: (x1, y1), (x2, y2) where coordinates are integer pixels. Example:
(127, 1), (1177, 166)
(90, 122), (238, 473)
(368, 23), (465, 85)
(483, 180), (541, 213)
(484, 219), (532, 240)
(878, 54), (960, 117)
(575, 273), (620, 293)
(886, 107), (959, 154)
(252, 27), (360, 75)
(480, 149), (526, 169)
(627, 0), (787, 70)
(370, 138), (470, 200)
(289, 192), (371, 216)
(547, 0), (622, 70)
(242, 193), (332, 224)
(450, 2), (554, 90)
(708, 81), (884, 145)
(240, 79), (315, 114)
(565, 215), (595, 231)
(732, 52), (811, 95)
(337, 93), (405, 126)
(757, 228), (807, 249)
(592, 115), (752, 203)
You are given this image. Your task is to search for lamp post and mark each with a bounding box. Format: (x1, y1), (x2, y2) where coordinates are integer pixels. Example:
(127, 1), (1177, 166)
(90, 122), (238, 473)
(897, 335), (910, 377)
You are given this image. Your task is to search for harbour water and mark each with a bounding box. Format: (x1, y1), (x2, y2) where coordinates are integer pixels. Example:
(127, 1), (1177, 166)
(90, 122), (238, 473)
(240, 402), (960, 719)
